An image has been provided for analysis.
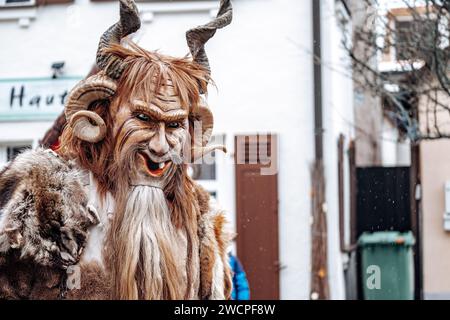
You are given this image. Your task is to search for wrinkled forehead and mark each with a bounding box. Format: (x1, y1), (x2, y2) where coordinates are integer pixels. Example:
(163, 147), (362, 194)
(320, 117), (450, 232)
(127, 78), (189, 120)
(130, 77), (187, 112)
(152, 78), (184, 111)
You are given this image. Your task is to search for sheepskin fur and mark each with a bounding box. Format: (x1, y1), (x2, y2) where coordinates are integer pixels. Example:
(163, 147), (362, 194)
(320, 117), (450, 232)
(194, 184), (233, 300)
(0, 149), (232, 300)
(0, 148), (99, 299)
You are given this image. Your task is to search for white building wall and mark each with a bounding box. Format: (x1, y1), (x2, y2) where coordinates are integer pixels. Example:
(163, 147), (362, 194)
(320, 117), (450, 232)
(321, 0), (354, 300)
(0, 0), (352, 300)
(207, 0), (315, 300)
(381, 119), (411, 167)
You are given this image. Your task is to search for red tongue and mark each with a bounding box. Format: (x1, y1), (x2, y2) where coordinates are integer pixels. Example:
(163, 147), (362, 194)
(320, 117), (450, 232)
(147, 159), (164, 175)
(139, 153), (169, 177)
(149, 166), (165, 175)
(148, 159), (167, 176)
(147, 159), (160, 171)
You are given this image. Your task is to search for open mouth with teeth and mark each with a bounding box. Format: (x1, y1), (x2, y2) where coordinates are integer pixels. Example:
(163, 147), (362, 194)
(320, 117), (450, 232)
(139, 153), (172, 177)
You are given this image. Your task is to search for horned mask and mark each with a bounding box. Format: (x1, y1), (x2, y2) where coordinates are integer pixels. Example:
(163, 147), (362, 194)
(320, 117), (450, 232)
(63, 0), (232, 188)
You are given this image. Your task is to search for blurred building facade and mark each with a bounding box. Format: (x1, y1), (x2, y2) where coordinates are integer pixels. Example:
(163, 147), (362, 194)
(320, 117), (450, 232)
(417, 71), (450, 299)
(379, 3), (450, 300)
(348, 0), (450, 300)
(0, 0), (355, 299)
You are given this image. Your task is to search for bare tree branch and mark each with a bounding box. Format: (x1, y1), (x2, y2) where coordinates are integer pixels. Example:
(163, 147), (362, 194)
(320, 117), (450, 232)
(342, 0), (450, 140)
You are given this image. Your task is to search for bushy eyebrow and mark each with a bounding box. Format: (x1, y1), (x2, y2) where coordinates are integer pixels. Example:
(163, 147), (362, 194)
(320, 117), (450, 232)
(132, 100), (188, 122)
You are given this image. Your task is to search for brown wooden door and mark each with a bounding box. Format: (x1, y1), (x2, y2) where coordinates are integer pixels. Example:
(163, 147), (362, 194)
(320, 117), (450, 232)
(234, 134), (279, 300)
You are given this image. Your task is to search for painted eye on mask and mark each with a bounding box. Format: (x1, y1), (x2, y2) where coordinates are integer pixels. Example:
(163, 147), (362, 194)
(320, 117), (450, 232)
(167, 122), (181, 129)
(136, 113), (150, 122)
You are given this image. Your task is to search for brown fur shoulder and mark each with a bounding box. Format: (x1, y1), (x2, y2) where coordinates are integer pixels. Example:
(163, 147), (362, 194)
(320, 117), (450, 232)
(193, 182), (211, 216)
(64, 262), (111, 300)
(193, 182), (232, 300)
(0, 148), (99, 299)
(0, 252), (63, 299)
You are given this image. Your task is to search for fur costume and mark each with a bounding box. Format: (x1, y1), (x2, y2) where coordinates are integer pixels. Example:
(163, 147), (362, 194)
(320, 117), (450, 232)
(0, 149), (232, 300)
(0, 149), (99, 299)
(0, 0), (233, 300)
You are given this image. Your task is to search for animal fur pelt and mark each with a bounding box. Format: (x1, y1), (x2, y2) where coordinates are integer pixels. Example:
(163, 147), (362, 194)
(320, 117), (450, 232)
(0, 148), (99, 299)
(194, 185), (233, 300)
(0, 148), (232, 300)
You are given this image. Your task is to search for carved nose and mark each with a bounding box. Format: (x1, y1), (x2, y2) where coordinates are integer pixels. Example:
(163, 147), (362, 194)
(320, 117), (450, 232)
(149, 125), (169, 156)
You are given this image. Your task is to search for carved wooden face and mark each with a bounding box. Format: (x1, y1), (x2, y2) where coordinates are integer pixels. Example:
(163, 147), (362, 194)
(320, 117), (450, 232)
(111, 79), (190, 188)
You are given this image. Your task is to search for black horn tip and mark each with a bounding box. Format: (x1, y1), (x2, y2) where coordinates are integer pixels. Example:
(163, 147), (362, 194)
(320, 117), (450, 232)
(119, 0), (138, 12)
(119, 0), (141, 36)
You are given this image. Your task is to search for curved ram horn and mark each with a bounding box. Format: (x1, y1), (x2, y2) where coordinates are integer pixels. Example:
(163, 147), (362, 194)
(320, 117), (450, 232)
(96, 0), (141, 79)
(186, 0), (232, 78)
(191, 145), (227, 162)
(65, 73), (117, 143)
(190, 104), (226, 161)
(65, 0), (140, 143)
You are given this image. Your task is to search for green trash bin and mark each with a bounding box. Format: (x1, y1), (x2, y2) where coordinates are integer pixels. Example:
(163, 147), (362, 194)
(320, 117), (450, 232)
(358, 231), (415, 300)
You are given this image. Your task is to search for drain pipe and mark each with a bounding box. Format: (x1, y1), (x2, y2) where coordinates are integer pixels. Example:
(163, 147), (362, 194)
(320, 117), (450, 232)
(313, 0), (323, 161)
(310, 0), (330, 300)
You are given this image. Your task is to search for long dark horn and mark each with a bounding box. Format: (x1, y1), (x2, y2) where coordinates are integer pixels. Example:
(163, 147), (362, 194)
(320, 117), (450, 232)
(96, 0), (141, 79)
(186, 0), (232, 76)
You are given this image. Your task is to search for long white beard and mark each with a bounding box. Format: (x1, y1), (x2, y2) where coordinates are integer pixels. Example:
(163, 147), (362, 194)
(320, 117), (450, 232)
(114, 186), (196, 299)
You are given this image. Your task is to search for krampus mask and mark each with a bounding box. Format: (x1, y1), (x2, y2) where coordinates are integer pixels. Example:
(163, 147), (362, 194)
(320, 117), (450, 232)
(63, 0), (231, 189)
(55, 0), (233, 300)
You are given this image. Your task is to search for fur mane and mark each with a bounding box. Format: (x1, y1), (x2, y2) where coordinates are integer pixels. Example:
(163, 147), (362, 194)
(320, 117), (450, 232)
(107, 41), (210, 109)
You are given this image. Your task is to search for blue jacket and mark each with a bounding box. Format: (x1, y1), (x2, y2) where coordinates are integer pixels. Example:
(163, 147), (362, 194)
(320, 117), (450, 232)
(229, 254), (250, 300)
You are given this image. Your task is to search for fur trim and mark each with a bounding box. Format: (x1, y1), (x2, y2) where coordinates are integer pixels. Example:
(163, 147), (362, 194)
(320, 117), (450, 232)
(64, 262), (111, 300)
(0, 253), (63, 299)
(195, 183), (232, 300)
(0, 148), (98, 299)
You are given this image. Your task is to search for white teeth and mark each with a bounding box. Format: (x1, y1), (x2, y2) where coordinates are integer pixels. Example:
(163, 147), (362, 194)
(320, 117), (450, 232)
(159, 162), (165, 169)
